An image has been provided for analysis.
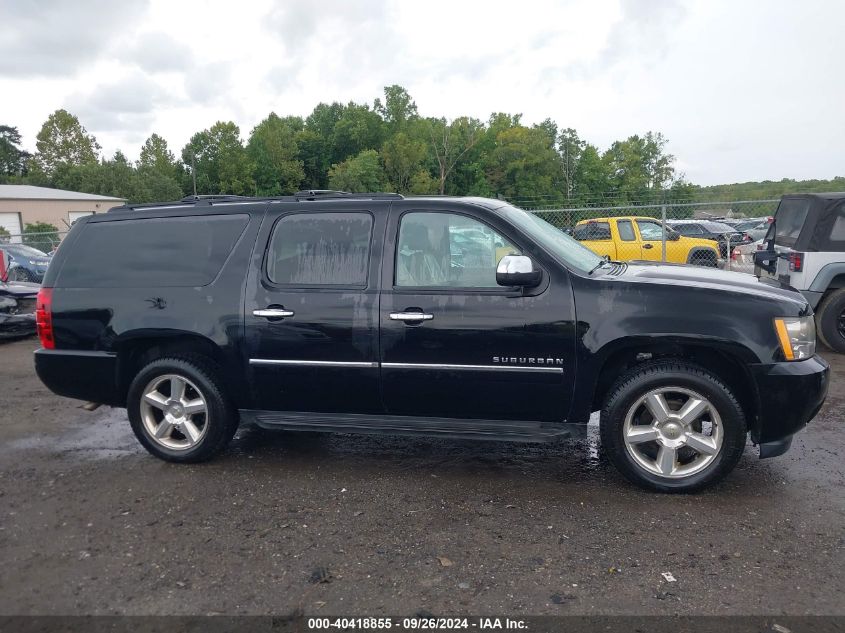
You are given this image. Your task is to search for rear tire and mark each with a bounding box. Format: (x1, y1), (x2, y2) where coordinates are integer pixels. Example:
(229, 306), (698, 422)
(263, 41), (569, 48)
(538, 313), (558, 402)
(127, 356), (239, 463)
(9, 267), (33, 282)
(689, 250), (718, 267)
(815, 289), (845, 354)
(600, 360), (747, 493)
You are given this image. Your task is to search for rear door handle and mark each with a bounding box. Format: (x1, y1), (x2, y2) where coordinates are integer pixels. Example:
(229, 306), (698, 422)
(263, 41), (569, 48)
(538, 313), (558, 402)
(253, 308), (295, 318)
(389, 312), (433, 322)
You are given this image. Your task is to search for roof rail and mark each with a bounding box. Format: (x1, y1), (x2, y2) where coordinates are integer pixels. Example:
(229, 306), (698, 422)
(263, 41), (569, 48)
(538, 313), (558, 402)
(180, 195), (250, 202)
(293, 190), (404, 201)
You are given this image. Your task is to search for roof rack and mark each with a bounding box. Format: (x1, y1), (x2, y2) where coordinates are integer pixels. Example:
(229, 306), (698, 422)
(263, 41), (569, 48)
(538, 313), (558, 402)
(180, 195), (250, 202)
(108, 191), (405, 213)
(293, 190), (404, 201)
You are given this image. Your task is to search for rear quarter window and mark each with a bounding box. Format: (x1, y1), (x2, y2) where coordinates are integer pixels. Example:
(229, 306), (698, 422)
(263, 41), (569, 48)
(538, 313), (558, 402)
(57, 214), (249, 288)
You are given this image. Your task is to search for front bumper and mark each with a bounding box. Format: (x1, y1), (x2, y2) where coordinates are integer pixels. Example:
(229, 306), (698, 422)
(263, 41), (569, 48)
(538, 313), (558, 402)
(749, 354), (829, 455)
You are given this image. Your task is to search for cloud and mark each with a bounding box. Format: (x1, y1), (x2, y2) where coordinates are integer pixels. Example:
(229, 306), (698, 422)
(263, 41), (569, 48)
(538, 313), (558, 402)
(65, 69), (175, 133)
(0, 0), (148, 77)
(118, 31), (194, 73)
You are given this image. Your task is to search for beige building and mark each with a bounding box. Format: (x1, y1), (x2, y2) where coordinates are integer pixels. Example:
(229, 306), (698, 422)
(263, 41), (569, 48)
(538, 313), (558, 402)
(0, 185), (125, 243)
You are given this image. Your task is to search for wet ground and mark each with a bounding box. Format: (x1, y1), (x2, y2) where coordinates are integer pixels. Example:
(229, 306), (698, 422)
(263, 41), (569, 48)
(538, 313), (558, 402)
(0, 337), (842, 616)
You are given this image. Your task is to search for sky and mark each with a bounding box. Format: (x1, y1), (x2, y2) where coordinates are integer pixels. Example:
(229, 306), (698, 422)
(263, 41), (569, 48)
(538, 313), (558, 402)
(0, 0), (842, 186)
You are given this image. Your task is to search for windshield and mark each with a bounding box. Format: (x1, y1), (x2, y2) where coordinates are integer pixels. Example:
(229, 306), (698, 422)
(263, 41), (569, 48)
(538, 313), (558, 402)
(2, 244), (48, 257)
(498, 204), (603, 273)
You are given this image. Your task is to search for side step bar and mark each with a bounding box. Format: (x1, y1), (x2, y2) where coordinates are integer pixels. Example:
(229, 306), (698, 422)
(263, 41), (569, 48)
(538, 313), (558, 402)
(240, 410), (571, 443)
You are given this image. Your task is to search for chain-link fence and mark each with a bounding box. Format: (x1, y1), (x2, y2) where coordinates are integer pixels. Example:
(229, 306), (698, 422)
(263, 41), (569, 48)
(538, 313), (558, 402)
(524, 199), (778, 272)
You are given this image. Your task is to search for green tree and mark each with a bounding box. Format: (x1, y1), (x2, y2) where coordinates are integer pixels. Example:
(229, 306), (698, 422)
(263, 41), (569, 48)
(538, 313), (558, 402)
(22, 222), (59, 253)
(381, 132), (427, 193)
(181, 121), (254, 195)
(428, 117), (483, 195)
(0, 125), (29, 178)
(374, 85), (418, 133)
(557, 128), (584, 200)
(327, 149), (386, 192)
(485, 125), (563, 204)
(602, 132), (675, 202)
(136, 133), (182, 202)
(247, 113), (305, 196)
(573, 144), (609, 200)
(32, 109), (100, 176)
(0, 226), (10, 243)
(332, 102), (385, 164)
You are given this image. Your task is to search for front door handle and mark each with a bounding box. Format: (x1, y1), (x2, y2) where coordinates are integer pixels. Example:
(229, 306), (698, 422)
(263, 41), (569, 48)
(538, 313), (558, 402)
(643, 243), (654, 249)
(389, 311), (433, 322)
(253, 308), (295, 318)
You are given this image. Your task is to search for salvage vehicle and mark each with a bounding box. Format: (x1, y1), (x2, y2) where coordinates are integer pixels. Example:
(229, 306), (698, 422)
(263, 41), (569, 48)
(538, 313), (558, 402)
(666, 219), (753, 259)
(34, 192), (828, 492)
(755, 192), (845, 353)
(1, 243), (51, 283)
(573, 216), (720, 266)
(0, 281), (38, 340)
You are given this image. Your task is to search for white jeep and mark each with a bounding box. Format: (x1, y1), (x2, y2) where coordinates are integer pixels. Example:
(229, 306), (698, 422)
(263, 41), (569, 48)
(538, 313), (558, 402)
(756, 193), (845, 352)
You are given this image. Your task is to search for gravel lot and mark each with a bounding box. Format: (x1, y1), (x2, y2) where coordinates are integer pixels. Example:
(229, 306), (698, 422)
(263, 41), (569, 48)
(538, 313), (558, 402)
(0, 337), (842, 617)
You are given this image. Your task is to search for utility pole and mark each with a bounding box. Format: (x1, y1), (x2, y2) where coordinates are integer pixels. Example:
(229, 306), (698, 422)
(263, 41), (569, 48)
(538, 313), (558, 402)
(191, 151), (197, 197)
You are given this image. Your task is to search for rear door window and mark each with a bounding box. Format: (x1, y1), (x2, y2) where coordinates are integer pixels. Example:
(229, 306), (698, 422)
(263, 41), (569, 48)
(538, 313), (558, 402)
(774, 198), (811, 247)
(266, 212), (373, 287)
(616, 220), (636, 241)
(58, 214), (249, 287)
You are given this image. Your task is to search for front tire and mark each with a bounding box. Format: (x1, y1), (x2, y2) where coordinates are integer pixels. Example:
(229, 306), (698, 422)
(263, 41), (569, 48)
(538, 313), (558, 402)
(600, 360), (747, 493)
(815, 289), (845, 354)
(127, 357), (238, 463)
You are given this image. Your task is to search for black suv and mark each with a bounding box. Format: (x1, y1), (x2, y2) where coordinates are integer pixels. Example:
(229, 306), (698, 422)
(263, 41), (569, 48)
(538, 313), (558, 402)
(34, 192), (829, 492)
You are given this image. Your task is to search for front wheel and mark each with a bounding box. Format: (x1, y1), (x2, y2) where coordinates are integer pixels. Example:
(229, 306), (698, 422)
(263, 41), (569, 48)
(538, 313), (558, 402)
(600, 360), (747, 492)
(815, 288), (845, 354)
(127, 357), (239, 463)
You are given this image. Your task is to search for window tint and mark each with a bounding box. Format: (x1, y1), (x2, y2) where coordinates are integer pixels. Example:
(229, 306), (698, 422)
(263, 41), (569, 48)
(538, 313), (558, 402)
(617, 220), (636, 241)
(58, 214), (248, 288)
(396, 212), (519, 288)
(637, 220), (664, 240)
(573, 222), (611, 241)
(267, 212), (372, 286)
(774, 198), (811, 247)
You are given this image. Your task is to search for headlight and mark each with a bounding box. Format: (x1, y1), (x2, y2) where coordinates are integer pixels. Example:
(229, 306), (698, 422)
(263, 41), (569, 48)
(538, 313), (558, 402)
(774, 317), (816, 360)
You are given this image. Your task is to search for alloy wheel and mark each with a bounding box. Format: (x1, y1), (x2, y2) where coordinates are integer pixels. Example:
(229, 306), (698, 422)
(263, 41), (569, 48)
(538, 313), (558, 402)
(140, 374), (209, 450)
(622, 386), (723, 478)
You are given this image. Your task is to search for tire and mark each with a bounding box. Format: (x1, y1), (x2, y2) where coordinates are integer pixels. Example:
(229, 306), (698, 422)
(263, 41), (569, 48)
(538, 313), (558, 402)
(600, 360), (747, 493)
(8, 267), (33, 282)
(815, 289), (845, 354)
(127, 356), (239, 463)
(688, 250), (717, 267)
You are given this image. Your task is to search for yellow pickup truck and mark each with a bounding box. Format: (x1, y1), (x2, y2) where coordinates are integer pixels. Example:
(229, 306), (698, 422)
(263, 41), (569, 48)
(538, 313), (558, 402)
(573, 216), (720, 266)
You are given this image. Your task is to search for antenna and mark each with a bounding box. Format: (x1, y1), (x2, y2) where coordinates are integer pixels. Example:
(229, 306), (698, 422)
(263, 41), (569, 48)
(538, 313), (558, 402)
(191, 151), (197, 197)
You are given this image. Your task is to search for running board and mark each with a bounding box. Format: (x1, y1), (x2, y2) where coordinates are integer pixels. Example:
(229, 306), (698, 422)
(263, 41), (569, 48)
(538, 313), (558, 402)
(239, 410), (571, 443)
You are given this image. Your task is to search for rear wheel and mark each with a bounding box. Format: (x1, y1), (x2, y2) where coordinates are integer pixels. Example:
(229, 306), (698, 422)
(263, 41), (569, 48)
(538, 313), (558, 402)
(8, 267), (33, 282)
(816, 288), (845, 354)
(689, 250), (718, 267)
(600, 360), (747, 492)
(127, 357), (238, 462)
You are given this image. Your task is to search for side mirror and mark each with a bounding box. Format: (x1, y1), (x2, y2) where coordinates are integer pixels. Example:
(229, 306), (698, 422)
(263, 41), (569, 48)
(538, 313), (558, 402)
(667, 230), (681, 241)
(496, 255), (542, 288)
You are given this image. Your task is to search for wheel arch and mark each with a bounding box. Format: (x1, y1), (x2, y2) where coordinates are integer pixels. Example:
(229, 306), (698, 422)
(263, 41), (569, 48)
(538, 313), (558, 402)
(686, 246), (719, 265)
(584, 336), (762, 442)
(114, 331), (245, 408)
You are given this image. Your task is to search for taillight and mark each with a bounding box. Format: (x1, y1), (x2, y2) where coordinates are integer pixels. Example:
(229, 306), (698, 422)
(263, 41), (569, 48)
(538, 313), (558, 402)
(36, 288), (54, 349)
(788, 252), (804, 272)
